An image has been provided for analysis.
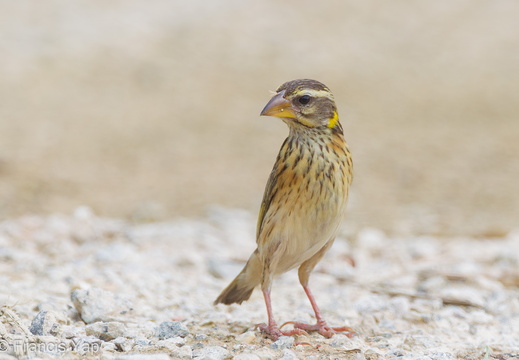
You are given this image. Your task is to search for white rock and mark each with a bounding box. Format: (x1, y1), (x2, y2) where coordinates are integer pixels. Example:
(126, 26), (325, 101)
(71, 336), (103, 356)
(233, 354), (261, 360)
(156, 321), (189, 339)
(116, 354), (171, 360)
(171, 345), (193, 360)
(192, 345), (229, 360)
(113, 337), (135, 352)
(429, 353), (456, 360)
(102, 341), (117, 352)
(235, 331), (257, 344)
(155, 336), (186, 350)
(71, 288), (133, 324)
(29, 311), (60, 336)
(270, 336), (294, 350)
(252, 348), (278, 360)
(330, 334), (352, 347)
(61, 325), (86, 339)
(278, 349), (298, 360)
(85, 321), (127, 341)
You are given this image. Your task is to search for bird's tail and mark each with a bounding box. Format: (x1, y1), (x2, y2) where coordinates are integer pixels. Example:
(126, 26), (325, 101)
(214, 250), (262, 305)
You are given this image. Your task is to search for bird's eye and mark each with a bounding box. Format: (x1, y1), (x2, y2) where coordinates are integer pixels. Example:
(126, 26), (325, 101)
(298, 95), (311, 105)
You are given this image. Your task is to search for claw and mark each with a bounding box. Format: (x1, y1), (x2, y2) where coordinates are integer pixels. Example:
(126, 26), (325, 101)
(256, 322), (307, 341)
(280, 320), (296, 329)
(288, 320), (356, 338)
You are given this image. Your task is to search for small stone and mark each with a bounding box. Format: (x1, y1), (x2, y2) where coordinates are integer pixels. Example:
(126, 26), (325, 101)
(385, 348), (406, 358)
(330, 334), (351, 347)
(113, 337), (135, 352)
(192, 345), (229, 360)
(155, 337), (185, 350)
(102, 341), (117, 352)
(233, 343), (245, 351)
(71, 287), (133, 324)
(233, 353), (261, 360)
(71, 336), (103, 356)
(29, 311), (60, 336)
(252, 348), (277, 360)
(135, 337), (152, 347)
(86, 321), (127, 341)
(156, 321), (189, 339)
(364, 349), (382, 360)
(171, 345), (193, 360)
(270, 336), (294, 350)
(61, 325), (86, 339)
(279, 349), (298, 360)
(429, 353), (456, 360)
(235, 331), (256, 344)
(116, 354), (171, 360)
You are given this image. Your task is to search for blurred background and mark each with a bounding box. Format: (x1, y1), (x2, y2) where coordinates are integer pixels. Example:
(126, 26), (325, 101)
(0, 0), (517, 236)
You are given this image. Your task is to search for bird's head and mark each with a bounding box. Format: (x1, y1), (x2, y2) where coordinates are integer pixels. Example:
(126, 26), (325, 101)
(260, 79), (340, 130)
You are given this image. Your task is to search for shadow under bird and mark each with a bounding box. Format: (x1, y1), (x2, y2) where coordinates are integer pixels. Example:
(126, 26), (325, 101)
(214, 79), (354, 340)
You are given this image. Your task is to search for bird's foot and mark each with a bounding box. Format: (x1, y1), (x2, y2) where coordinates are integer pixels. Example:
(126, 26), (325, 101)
(255, 323), (308, 341)
(281, 320), (355, 338)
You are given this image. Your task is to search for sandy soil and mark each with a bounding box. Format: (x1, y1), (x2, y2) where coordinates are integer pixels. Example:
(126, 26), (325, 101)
(0, 207), (518, 359)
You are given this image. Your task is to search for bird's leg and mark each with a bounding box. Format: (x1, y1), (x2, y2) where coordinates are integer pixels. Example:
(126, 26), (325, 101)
(282, 285), (355, 338)
(256, 288), (307, 340)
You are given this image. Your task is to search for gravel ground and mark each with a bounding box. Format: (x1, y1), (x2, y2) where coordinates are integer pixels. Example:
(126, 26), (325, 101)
(1, 207), (518, 359)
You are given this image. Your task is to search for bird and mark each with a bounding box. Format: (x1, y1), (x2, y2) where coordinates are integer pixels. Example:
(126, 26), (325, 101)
(214, 79), (354, 340)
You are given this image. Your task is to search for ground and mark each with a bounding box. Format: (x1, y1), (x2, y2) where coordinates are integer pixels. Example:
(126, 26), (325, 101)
(1, 207), (517, 359)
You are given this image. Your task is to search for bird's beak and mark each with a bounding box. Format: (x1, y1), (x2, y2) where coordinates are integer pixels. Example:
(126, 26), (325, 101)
(260, 90), (297, 119)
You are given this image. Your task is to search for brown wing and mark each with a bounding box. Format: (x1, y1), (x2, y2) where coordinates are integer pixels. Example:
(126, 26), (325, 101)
(256, 137), (290, 242)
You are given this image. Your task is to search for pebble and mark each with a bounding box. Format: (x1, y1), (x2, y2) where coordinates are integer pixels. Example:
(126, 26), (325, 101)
(29, 311), (60, 336)
(85, 321), (127, 341)
(72, 335), (103, 356)
(156, 321), (189, 339)
(61, 325), (86, 339)
(429, 353), (456, 360)
(330, 334), (352, 347)
(71, 287), (133, 324)
(195, 333), (208, 340)
(116, 354), (171, 360)
(270, 336), (294, 350)
(102, 341), (117, 352)
(192, 345), (229, 360)
(171, 344), (193, 360)
(113, 337), (135, 352)
(251, 348), (278, 360)
(278, 349), (298, 360)
(235, 331), (257, 344)
(155, 336), (186, 350)
(233, 354), (261, 360)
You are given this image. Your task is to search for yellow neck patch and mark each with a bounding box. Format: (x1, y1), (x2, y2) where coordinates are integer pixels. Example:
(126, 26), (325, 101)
(327, 111), (339, 128)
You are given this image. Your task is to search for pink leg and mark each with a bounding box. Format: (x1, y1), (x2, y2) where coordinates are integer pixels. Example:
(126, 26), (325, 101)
(256, 289), (307, 340)
(281, 285), (355, 338)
